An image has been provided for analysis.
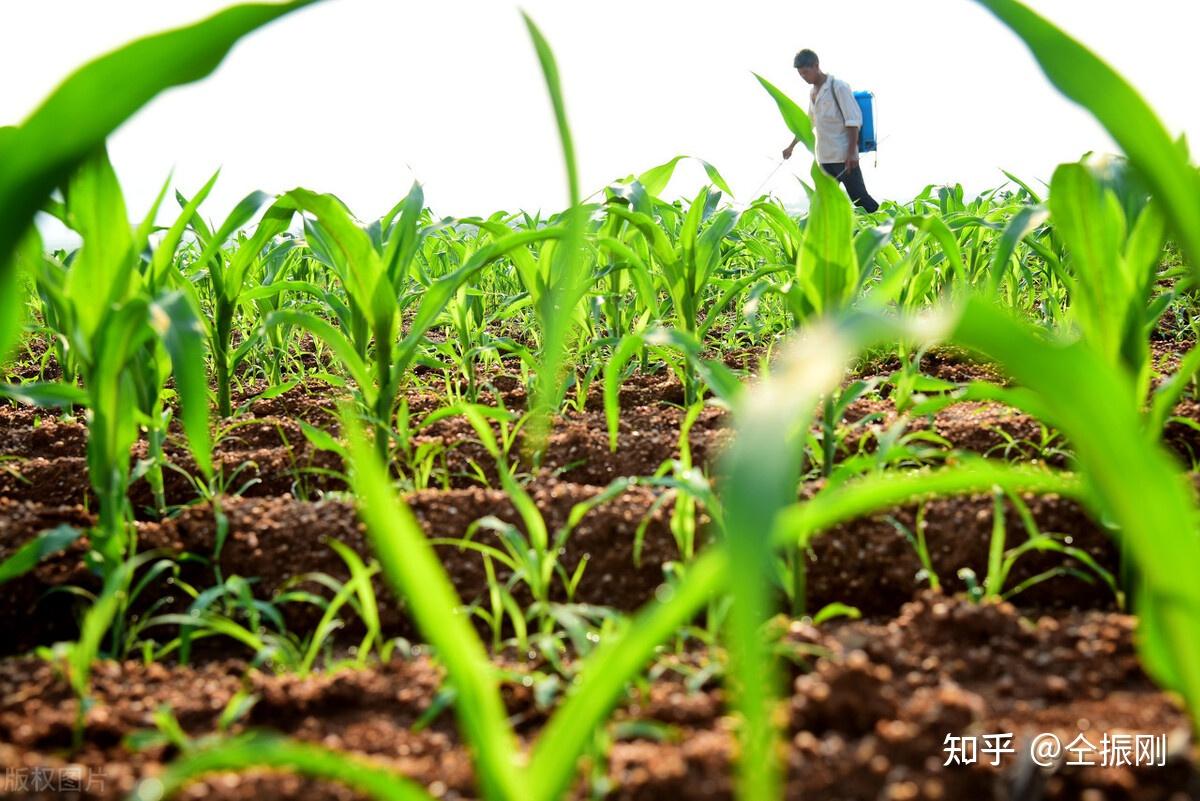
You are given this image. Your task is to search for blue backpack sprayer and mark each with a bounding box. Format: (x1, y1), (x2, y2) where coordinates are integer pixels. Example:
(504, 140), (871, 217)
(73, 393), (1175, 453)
(836, 90), (877, 154)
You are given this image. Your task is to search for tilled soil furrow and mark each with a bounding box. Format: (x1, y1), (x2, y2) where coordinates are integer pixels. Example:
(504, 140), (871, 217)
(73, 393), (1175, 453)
(6, 395), (1200, 513)
(1, 489), (1120, 655)
(0, 595), (1192, 800)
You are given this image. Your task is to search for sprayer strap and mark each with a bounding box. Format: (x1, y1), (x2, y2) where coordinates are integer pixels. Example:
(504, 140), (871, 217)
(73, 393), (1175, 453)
(829, 78), (847, 124)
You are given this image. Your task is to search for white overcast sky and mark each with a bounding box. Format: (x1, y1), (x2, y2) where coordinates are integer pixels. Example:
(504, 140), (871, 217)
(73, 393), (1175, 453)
(3, 1), (1198, 226)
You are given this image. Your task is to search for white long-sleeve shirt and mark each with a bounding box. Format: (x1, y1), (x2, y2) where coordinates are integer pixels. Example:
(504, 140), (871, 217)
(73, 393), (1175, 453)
(809, 75), (862, 163)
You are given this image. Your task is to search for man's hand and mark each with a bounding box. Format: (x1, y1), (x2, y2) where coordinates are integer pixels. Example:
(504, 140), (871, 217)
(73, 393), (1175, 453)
(782, 144), (794, 160)
(844, 152), (860, 174)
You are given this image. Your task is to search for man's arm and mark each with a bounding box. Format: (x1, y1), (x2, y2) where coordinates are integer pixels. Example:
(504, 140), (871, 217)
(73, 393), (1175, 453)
(844, 126), (860, 173)
(782, 135), (800, 159)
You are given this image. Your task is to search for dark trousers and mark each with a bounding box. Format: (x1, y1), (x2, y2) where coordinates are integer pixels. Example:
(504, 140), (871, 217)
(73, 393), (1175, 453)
(819, 162), (880, 213)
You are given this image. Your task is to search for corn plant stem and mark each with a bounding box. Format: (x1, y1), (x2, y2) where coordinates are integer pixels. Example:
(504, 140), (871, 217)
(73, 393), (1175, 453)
(214, 299), (234, 418)
(916, 507), (940, 592)
(374, 332), (394, 461)
(821, 393), (836, 477)
(985, 490), (1006, 600)
(791, 539), (807, 618)
(352, 310), (369, 361)
(147, 424), (167, 516)
(95, 487), (127, 569)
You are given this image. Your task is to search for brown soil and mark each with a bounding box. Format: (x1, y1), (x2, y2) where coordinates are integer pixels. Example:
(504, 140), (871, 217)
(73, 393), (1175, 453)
(803, 490), (1119, 615)
(1, 594), (1192, 800)
(0, 396), (1101, 513)
(0, 487), (1121, 657)
(6, 369), (1200, 511)
(852, 346), (1010, 386)
(1163, 400), (1200, 465)
(842, 399), (1061, 464)
(0, 499), (99, 650)
(0, 400), (735, 508)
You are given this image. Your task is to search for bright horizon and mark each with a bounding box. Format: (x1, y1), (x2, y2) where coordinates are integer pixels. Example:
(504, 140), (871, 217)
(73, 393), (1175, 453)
(3, 1), (1198, 228)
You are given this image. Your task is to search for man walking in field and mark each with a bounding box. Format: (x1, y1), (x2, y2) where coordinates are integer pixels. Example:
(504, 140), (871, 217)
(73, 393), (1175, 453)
(782, 49), (880, 212)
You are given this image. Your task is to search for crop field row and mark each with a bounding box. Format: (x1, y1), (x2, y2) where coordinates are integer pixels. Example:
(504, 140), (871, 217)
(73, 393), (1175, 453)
(1, 1), (1199, 800)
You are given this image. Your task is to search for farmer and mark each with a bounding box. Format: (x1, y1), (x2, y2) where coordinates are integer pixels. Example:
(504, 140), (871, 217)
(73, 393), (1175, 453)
(781, 49), (880, 212)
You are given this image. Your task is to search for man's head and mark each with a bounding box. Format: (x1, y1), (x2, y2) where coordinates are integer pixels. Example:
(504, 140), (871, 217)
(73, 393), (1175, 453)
(793, 49), (820, 84)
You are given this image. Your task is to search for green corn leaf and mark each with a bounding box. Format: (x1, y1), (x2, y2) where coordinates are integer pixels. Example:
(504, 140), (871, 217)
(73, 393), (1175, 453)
(342, 408), (522, 801)
(604, 334), (645, 452)
(0, 381), (89, 408)
(133, 174), (173, 266)
(637, 155), (734, 198)
(973, 0), (1200, 281)
(498, 463), (549, 556)
(811, 602), (860, 625)
(678, 186), (708, 275)
(223, 203), (296, 300)
(773, 460), (1081, 548)
(949, 297), (1200, 723)
(151, 170), (220, 288)
(521, 15), (590, 454)
(142, 731), (432, 801)
(0, 525), (83, 585)
(265, 310), (375, 407)
(280, 189), (389, 330)
(890, 214), (965, 283)
(604, 205), (677, 267)
(753, 73), (815, 154)
(718, 312), (893, 800)
(89, 297), (157, 493)
(526, 549), (727, 801)
(695, 209), (739, 287)
(240, 278), (328, 303)
(853, 220), (895, 277)
(522, 13), (579, 207)
(69, 552), (158, 700)
(326, 538), (381, 662)
(193, 190), (273, 265)
(798, 162), (856, 315)
(697, 263), (791, 339)
(62, 147), (136, 341)
(1049, 162), (1127, 363)
(390, 226), (566, 379)
(0, 0), (324, 358)
(151, 292), (213, 478)
(2, 225), (44, 360)
(382, 182), (425, 287)
(1002, 169), (1044, 203)
(986, 203), (1049, 292)
(745, 199), (803, 264)
(299, 420), (346, 457)
(644, 328), (743, 405)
